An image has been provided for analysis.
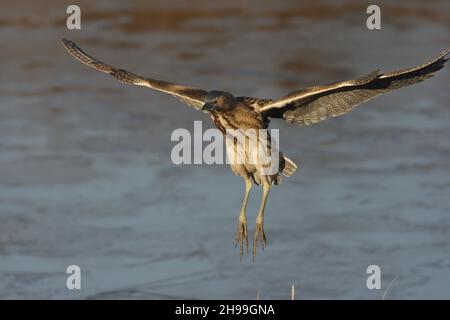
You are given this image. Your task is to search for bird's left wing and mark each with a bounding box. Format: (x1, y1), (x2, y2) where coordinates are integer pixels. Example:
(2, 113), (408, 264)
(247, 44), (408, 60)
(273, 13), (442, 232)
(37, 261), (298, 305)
(61, 38), (208, 110)
(260, 49), (449, 125)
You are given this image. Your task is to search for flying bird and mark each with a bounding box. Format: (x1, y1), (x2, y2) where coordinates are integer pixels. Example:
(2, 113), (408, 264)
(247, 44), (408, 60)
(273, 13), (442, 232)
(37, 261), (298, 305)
(61, 38), (449, 261)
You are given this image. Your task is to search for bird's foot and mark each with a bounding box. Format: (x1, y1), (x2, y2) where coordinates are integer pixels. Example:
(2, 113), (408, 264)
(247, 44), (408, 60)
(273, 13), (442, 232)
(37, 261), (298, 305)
(234, 214), (248, 261)
(253, 217), (267, 262)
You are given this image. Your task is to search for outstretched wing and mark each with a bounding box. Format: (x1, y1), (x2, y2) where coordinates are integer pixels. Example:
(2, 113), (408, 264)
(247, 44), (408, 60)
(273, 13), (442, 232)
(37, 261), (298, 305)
(236, 96), (274, 111)
(260, 49), (449, 125)
(61, 38), (208, 110)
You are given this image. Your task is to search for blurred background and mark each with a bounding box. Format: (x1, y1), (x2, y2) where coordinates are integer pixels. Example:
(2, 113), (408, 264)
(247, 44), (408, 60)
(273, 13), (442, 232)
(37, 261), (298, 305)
(1, 0), (450, 299)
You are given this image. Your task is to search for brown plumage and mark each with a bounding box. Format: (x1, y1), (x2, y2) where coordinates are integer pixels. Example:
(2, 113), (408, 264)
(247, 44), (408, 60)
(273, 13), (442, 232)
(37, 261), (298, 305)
(61, 38), (448, 261)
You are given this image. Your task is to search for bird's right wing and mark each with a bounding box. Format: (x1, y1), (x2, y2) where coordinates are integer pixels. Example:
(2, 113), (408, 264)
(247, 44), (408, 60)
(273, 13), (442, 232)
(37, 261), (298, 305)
(61, 38), (208, 110)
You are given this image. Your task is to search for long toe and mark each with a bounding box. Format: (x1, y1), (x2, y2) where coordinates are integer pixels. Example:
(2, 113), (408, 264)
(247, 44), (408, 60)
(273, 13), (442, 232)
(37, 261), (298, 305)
(253, 222), (267, 261)
(235, 218), (248, 260)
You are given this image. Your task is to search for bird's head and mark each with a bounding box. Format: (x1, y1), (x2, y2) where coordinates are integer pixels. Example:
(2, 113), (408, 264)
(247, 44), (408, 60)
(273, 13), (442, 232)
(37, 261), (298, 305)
(202, 91), (236, 112)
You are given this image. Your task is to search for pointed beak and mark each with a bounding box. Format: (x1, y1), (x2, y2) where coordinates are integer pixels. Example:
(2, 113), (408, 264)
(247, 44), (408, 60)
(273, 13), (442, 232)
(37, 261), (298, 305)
(202, 102), (215, 111)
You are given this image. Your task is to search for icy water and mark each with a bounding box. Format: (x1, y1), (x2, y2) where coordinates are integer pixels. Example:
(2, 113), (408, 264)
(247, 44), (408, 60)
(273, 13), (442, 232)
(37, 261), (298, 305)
(1, 0), (450, 299)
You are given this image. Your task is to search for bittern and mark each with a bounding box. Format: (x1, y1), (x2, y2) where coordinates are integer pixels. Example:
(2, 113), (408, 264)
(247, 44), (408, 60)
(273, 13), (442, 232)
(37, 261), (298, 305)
(61, 38), (449, 261)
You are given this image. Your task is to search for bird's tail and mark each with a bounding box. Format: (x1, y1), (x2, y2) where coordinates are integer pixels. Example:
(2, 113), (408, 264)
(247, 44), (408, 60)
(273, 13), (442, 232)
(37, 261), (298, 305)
(281, 156), (298, 177)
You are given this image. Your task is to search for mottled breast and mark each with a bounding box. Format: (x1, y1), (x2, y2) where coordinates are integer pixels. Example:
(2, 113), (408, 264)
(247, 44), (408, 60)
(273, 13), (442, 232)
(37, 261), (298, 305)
(210, 102), (267, 133)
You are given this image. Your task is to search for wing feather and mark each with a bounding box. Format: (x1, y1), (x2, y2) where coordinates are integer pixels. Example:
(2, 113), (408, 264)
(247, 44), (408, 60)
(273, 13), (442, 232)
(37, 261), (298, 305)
(61, 38), (208, 110)
(236, 96), (273, 111)
(261, 49), (449, 125)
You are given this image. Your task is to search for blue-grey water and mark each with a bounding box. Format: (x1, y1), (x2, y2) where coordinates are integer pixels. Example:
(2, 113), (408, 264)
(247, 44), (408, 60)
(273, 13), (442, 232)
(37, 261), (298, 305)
(1, 0), (450, 299)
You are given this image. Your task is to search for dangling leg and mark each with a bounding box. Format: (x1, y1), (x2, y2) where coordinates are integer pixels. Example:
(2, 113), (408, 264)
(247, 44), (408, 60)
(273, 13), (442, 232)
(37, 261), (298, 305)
(253, 181), (271, 261)
(235, 177), (252, 260)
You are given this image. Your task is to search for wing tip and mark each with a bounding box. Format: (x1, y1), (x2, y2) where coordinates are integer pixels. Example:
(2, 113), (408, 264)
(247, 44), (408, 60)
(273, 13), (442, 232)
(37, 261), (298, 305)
(441, 48), (449, 64)
(437, 48), (450, 64)
(60, 37), (74, 49)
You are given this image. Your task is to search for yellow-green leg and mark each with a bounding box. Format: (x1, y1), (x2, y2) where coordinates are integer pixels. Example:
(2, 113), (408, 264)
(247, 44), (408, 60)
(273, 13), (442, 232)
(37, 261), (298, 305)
(253, 181), (270, 261)
(235, 177), (252, 260)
